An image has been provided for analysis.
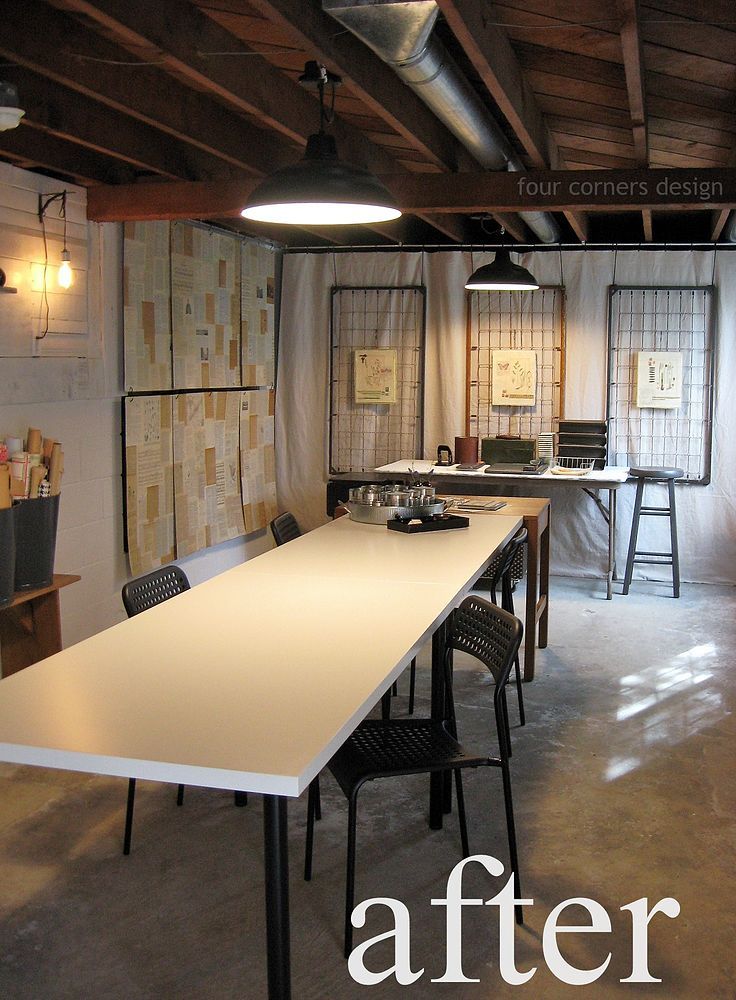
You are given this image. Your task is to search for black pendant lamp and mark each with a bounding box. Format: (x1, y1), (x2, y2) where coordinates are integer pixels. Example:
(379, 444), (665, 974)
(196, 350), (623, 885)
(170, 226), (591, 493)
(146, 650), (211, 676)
(465, 246), (539, 291)
(241, 63), (401, 226)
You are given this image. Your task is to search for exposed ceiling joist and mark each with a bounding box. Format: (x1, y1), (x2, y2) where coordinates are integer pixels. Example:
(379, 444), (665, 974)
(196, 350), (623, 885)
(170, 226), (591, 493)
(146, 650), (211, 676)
(436, 0), (588, 242)
(0, 0), (297, 177)
(12, 67), (236, 181)
(617, 0), (650, 239)
(87, 168), (736, 222)
(0, 126), (128, 185)
(54, 0), (468, 242)
(0, 1), (732, 246)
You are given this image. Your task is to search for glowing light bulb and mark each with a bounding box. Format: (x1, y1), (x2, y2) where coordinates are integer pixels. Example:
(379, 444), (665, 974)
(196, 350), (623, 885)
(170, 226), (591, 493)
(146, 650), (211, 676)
(58, 248), (73, 289)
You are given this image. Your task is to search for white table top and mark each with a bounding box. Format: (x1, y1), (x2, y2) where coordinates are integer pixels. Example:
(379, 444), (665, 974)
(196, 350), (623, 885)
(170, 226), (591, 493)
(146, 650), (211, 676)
(0, 514), (521, 798)
(376, 459), (629, 485)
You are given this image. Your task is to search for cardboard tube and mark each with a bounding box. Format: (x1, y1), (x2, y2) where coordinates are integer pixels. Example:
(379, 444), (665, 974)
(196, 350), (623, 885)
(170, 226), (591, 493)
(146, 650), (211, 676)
(0, 464), (10, 509)
(10, 477), (26, 499)
(26, 427), (42, 454)
(49, 445), (64, 496)
(29, 464), (48, 499)
(42, 438), (56, 461)
(10, 453), (30, 497)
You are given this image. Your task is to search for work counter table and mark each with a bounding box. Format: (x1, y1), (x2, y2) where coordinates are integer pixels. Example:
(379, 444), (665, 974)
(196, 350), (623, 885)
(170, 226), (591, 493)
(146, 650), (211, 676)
(330, 461), (628, 600)
(0, 512), (521, 1000)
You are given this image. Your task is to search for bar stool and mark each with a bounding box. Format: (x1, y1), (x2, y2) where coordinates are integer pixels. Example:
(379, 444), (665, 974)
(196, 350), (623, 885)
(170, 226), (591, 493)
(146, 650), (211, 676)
(622, 466), (683, 598)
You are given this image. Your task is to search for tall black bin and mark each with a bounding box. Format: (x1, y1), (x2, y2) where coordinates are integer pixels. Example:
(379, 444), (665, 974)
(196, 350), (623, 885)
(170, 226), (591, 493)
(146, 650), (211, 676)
(13, 494), (60, 591)
(0, 506), (15, 608)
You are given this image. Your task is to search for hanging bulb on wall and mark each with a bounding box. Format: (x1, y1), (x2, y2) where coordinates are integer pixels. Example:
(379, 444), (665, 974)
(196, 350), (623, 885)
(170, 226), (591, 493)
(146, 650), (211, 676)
(58, 248), (73, 289)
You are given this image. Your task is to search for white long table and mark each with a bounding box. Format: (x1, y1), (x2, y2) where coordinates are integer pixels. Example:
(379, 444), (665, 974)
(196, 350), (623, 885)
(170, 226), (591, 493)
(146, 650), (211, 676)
(0, 512), (521, 999)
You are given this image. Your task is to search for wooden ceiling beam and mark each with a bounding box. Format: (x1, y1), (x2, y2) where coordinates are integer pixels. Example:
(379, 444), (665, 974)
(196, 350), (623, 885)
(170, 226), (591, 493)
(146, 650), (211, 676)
(10, 68), (238, 182)
(86, 168), (736, 221)
(437, 0), (587, 241)
(58, 0), (397, 171)
(0, 126), (132, 186)
(710, 209), (730, 241)
(0, 0), (297, 177)
(55, 0), (465, 242)
(616, 0), (650, 238)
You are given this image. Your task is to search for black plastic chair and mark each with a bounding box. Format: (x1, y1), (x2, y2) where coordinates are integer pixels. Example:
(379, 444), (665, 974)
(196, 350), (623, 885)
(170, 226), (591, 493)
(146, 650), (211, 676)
(305, 595), (524, 957)
(121, 565), (191, 854)
(120, 565), (191, 855)
(270, 511), (303, 546)
(487, 527), (528, 732)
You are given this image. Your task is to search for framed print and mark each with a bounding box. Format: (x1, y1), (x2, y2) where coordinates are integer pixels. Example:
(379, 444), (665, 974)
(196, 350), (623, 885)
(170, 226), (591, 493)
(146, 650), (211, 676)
(354, 348), (398, 404)
(635, 351), (683, 409)
(491, 349), (538, 406)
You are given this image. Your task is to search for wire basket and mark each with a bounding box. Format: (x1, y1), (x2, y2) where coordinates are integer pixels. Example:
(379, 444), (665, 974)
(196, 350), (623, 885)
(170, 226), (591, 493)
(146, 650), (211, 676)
(550, 456), (596, 476)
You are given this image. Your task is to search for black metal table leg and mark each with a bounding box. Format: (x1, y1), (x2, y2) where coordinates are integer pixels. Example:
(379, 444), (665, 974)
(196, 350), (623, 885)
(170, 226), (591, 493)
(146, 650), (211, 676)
(429, 619), (448, 829)
(263, 794), (291, 1000)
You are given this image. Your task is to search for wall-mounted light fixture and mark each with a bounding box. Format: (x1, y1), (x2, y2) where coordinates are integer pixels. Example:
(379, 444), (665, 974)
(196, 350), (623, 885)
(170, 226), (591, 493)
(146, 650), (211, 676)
(38, 190), (73, 290)
(0, 81), (24, 131)
(241, 62), (401, 226)
(37, 190), (73, 339)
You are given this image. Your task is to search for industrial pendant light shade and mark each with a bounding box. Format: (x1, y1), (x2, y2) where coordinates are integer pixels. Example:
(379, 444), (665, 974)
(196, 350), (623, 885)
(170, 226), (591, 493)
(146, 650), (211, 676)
(465, 247), (539, 291)
(241, 133), (401, 225)
(241, 61), (400, 226)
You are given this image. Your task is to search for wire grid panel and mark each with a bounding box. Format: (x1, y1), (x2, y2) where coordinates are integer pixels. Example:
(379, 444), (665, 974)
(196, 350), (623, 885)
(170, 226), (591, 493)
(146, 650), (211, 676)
(467, 287), (565, 439)
(330, 286), (426, 473)
(607, 286), (715, 483)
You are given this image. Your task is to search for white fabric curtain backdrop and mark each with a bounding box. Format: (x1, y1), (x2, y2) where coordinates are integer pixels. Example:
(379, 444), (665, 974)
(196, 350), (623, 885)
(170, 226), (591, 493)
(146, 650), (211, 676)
(276, 248), (736, 586)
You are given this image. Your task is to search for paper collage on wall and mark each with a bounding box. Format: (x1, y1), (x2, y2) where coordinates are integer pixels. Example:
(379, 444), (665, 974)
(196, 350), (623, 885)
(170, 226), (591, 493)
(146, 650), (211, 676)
(123, 222), (172, 391)
(241, 241), (276, 386)
(635, 352), (684, 408)
(491, 349), (538, 406)
(173, 392), (245, 558)
(239, 390), (277, 533)
(171, 223), (241, 389)
(123, 222), (278, 572)
(124, 395), (176, 575)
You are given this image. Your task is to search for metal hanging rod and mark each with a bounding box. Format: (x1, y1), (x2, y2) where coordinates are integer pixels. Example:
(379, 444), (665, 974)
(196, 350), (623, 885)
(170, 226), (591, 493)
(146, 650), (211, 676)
(283, 242), (735, 254)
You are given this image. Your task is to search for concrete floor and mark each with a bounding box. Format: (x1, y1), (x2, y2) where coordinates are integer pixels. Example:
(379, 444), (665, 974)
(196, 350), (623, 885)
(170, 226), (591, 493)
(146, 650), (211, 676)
(0, 576), (733, 999)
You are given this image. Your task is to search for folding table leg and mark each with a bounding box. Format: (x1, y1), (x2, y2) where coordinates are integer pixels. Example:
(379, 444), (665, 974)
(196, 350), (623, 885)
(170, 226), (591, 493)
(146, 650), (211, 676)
(263, 795), (291, 1000)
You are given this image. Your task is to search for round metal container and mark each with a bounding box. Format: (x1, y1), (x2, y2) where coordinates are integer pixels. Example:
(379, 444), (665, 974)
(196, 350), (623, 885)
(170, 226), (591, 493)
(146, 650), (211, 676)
(345, 498), (447, 524)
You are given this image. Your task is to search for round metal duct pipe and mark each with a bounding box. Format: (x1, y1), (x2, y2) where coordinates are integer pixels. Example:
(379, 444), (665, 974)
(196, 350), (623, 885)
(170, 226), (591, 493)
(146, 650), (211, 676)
(323, 0), (560, 243)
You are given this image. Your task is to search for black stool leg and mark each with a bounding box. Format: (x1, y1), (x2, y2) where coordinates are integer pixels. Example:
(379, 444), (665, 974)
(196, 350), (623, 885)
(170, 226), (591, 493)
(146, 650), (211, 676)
(408, 658), (416, 715)
(622, 477), (645, 594)
(668, 478), (680, 598)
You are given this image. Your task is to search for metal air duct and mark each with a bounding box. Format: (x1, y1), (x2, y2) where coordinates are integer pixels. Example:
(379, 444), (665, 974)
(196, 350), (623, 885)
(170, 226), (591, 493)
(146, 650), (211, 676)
(323, 0), (560, 243)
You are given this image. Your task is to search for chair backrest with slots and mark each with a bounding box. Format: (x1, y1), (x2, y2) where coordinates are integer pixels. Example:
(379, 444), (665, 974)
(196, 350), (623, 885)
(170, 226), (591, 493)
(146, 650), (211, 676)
(447, 595), (522, 689)
(122, 565), (190, 618)
(270, 512), (302, 546)
(487, 527), (528, 593)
